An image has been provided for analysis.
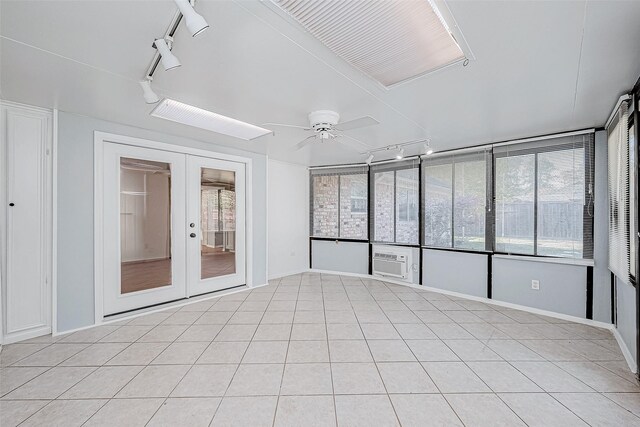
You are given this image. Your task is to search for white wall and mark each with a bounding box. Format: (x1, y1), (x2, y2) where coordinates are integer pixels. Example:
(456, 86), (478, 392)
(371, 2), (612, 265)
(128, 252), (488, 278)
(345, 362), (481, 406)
(423, 249), (488, 297)
(267, 159), (309, 279)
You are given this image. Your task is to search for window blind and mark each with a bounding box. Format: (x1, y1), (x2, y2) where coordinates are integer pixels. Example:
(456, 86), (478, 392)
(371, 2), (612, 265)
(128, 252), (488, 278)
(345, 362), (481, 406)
(309, 165), (369, 240)
(422, 148), (491, 251)
(607, 100), (631, 283)
(493, 132), (594, 259)
(369, 158), (420, 244)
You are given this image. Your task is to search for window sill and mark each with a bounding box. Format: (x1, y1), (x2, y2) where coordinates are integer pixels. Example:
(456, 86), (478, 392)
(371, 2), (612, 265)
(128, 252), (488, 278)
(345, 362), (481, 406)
(492, 254), (594, 267)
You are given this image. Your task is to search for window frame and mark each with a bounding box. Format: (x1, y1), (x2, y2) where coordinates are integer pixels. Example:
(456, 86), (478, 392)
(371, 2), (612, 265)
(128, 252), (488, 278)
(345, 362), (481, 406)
(421, 149), (492, 252)
(369, 159), (421, 246)
(492, 138), (594, 260)
(309, 166), (369, 241)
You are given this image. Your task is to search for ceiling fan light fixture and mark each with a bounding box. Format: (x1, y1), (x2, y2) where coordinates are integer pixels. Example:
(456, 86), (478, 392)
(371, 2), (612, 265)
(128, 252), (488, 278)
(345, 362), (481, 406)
(174, 0), (209, 37)
(139, 77), (160, 104)
(154, 37), (181, 71)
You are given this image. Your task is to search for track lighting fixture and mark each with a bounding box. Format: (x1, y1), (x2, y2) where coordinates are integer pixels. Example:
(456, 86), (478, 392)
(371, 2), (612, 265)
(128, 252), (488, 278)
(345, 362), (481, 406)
(396, 148), (404, 160)
(139, 77), (160, 104)
(174, 0), (209, 37)
(424, 142), (434, 155)
(154, 37), (181, 71)
(365, 153), (374, 164)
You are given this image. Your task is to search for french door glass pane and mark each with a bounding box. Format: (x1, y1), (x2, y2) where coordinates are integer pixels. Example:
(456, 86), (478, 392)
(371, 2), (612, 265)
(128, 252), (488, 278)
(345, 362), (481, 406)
(120, 157), (172, 294)
(537, 148), (585, 258)
(374, 171), (395, 242)
(395, 168), (419, 244)
(424, 163), (453, 247)
(454, 160), (486, 250)
(201, 168), (236, 279)
(495, 155), (535, 254)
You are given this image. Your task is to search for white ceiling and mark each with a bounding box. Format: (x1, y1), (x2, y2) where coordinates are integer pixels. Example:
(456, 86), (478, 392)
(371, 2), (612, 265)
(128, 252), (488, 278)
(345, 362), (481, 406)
(1, 0), (639, 166)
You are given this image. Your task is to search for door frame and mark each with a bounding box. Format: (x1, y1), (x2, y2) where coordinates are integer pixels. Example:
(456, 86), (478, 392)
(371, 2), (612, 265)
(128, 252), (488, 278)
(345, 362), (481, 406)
(0, 100), (53, 344)
(94, 131), (254, 324)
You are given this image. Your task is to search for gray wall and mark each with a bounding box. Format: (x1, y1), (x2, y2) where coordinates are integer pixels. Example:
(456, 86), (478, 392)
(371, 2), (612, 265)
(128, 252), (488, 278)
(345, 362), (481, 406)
(492, 257), (587, 318)
(57, 111), (267, 332)
(593, 130), (612, 323)
(422, 249), (488, 297)
(311, 240), (368, 274)
(616, 277), (637, 363)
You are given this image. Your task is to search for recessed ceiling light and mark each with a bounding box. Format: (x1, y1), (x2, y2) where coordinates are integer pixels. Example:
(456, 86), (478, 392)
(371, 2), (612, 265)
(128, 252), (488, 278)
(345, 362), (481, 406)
(151, 99), (272, 140)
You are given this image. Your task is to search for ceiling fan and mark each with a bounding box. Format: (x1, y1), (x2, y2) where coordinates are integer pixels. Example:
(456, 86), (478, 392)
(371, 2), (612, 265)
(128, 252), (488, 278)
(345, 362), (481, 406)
(263, 110), (379, 151)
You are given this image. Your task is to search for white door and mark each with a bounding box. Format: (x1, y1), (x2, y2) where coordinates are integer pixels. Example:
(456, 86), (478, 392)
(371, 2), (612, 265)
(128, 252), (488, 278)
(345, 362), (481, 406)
(1, 103), (52, 343)
(102, 143), (187, 315)
(187, 156), (246, 296)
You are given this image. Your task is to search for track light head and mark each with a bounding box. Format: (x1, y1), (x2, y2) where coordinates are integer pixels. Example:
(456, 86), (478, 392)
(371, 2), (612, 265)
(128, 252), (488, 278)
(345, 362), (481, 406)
(424, 143), (433, 155)
(365, 153), (374, 164)
(140, 78), (160, 104)
(396, 148), (404, 160)
(174, 0), (209, 37)
(154, 37), (181, 71)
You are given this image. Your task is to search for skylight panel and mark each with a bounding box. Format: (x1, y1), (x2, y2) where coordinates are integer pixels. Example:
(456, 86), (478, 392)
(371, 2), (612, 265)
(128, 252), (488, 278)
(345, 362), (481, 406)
(271, 0), (466, 86)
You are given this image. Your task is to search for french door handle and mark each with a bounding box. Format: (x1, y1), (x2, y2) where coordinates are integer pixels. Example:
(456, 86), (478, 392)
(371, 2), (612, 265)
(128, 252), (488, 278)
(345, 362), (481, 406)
(190, 233), (196, 238)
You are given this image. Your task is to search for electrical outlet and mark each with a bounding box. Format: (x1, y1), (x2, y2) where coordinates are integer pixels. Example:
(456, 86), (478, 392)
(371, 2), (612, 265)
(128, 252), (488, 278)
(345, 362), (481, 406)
(531, 280), (540, 290)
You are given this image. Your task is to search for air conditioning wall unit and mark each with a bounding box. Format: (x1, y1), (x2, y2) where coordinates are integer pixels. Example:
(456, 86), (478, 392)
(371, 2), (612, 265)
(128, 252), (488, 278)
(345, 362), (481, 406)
(372, 245), (413, 282)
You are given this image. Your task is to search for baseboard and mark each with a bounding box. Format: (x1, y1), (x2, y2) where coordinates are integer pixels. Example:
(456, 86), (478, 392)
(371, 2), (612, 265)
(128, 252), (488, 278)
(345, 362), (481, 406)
(612, 327), (638, 374)
(309, 268), (613, 330)
(269, 268), (315, 281)
(54, 283), (268, 337)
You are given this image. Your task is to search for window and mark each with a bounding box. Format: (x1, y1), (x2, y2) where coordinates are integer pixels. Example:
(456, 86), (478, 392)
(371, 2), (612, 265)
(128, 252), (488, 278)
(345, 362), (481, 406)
(371, 160), (420, 244)
(310, 166), (368, 240)
(494, 133), (594, 259)
(423, 149), (488, 250)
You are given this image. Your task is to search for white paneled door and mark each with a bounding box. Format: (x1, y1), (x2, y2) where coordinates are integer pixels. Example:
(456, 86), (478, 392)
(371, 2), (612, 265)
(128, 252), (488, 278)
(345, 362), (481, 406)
(1, 102), (52, 343)
(101, 142), (246, 316)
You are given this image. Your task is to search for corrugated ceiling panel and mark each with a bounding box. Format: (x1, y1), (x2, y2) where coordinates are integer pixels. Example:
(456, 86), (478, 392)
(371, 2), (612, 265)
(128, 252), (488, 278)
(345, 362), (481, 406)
(272, 0), (464, 86)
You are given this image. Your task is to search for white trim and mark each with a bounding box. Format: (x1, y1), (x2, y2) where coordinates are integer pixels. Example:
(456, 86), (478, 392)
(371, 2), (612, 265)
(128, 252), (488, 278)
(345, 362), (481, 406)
(308, 163), (368, 171)
(2, 325), (52, 345)
(605, 94), (631, 130)
(310, 268), (612, 330)
(491, 128), (596, 149)
(612, 327), (638, 374)
(93, 131), (254, 324)
(268, 268), (309, 281)
(56, 282), (268, 336)
(492, 254), (594, 267)
(52, 109), (58, 335)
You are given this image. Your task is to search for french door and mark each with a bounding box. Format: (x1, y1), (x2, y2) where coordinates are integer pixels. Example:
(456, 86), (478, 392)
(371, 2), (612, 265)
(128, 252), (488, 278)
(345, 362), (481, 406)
(102, 143), (245, 316)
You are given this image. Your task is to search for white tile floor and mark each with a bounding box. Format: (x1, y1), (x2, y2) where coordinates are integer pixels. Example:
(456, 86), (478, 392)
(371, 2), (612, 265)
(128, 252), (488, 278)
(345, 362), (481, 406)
(1, 273), (639, 426)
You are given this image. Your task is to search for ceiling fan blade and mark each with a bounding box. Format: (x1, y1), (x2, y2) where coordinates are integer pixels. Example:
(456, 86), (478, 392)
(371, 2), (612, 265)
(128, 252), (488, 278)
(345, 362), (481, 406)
(262, 122), (312, 131)
(336, 133), (372, 150)
(334, 116), (379, 132)
(295, 135), (316, 150)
